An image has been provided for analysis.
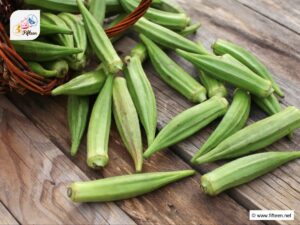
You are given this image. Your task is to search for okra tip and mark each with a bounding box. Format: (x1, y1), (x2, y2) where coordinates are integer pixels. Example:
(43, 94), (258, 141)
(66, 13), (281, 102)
(87, 155), (109, 169)
(193, 91), (207, 103)
(200, 175), (216, 196)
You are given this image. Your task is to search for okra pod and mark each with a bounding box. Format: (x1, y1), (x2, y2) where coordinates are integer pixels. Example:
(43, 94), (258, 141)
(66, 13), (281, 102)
(212, 39), (284, 97)
(12, 41), (82, 62)
(68, 170), (195, 202)
(77, 0), (123, 74)
(43, 60), (69, 78)
(28, 62), (58, 78)
(198, 70), (227, 98)
(195, 106), (300, 164)
(113, 77), (143, 172)
(87, 74), (114, 169)
(134, 17), (209, 55)
(129, 43), (147, 63)
(201, 151), (300, 196)
(141, 34), (207, 103)
(179, 23), (201, 36)
(68, 96), (89, 156)
(121, 0), (190, 30)
(51, 68), (106, 96)
(176, 49), (274, 97)
(143, 97), (229, 159)
(192, 89), (250, 162)
(40, 21), (73, 35)
(125, 53), (157, 146)
(89, 0), (106, 25)
(24, 0), (81, 13)
(154, 0), (185, 13)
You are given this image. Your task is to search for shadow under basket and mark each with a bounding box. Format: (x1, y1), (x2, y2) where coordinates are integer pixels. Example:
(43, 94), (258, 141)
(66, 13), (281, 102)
(0, 0), (152, 95)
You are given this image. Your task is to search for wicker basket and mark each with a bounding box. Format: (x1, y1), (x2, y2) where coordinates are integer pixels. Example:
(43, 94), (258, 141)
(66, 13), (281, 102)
(0, 0), (152, 95)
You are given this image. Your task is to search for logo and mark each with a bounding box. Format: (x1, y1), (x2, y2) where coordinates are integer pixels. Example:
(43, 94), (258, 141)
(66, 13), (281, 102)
(10, 10), (40, 40)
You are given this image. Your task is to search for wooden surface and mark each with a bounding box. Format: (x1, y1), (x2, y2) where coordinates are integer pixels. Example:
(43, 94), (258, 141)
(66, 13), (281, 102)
(1, 0), (300, 224)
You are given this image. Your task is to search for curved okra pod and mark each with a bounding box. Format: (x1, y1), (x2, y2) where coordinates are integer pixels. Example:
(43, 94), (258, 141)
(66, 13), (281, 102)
(179, 23), (201, 36)
(176, 49), (274, 98)
(121, 0), (190, 30)
(51, 68), (107, 96)
(134, 18), (210, 55)
(12, 41), (82, 62)
(191, 89), (250, 162)
(87, 74), (114, 169)
(68, 170), (195, 202)
(195, 106), (300, 164)
(198, 70), (227, 98)
(141, 34), (207, 103)
(77, 0), (123, 74)
(28, 62), (58, 78)
(68, 95), (89, 156)
(89, 0), (106, 25)
(144, 97), (229, 159)
(125, 53), (157, 146)
(40, 21), (73, 35)
(212, 39), (284, 97)
(43, 60), (69, 78)
(113, 77), (143, 172)
(201, 151), (300, 196)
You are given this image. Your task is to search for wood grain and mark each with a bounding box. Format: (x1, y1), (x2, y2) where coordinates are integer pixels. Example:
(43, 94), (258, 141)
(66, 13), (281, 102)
(0, 96), (135, 225)
(0, 202), (19, 225)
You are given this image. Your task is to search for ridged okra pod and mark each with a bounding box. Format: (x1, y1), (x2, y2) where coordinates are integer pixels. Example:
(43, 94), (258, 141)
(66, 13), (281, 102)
(51, 68), (107, 96)
(44, 60), (69, 78)
(89, 0), (106, 25)
(12, 41), (82, 62)
(192, 89), (250, 162)
(198, 70), (227, 98)
(201, 151), (300, 196)
(144, 97), (229, 159)
(212, 39), (284, 97)
(141, 34), (207, 103)
(68, 95), (89, 156)
(40, 21), (73, 35)
(179, 23), (201, 36)
(59, 13), (88, 70)
(77, 0), (123, 74)
(24, 0), (81, 13)
(121, 0), (190, 30)
(195, 106), (300, 164)
(176, 49), (274, 98)
(28, 62), (58, 78)
(113, 77), (143, 172)
(87, 75), (114, 169)
(134, 18), (209, 55)
(68, 170), (195, 202)
(125, 53), (157, 146)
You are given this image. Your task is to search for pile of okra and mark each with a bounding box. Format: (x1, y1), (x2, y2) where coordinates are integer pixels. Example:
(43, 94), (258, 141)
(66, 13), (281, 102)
(17, 0), (300, 202)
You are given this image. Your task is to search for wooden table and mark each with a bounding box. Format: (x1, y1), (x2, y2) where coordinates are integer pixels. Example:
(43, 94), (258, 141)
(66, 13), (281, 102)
(1, 0), (299, 224)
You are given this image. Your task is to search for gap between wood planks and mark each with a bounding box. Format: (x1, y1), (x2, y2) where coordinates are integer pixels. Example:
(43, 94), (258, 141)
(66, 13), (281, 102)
(0, 201), (20, 225)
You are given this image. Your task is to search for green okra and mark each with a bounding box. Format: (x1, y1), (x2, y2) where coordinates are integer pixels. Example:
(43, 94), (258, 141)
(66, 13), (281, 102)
(141, 34), (207, 103)
(125, 54), (157, 146)
(77, 0), (124, 74)
(201, 151), (300, 196)
(179, 23), (201, 36)
(134, 17), (209, 55)
(24, 0), (81, 13)
(212, 39), (284, 97)
(198, 70), (227, 98)
(40, 21), (73, 35)
(51, 68), (107, 96)
(12, 41), (82, 62)
(129, 43), (148, 63)
(28, 62), (58, 78)
(191, 89), (251, 162)
(113, 77), (143, 172)
(68, 170), (195, 202)
(68, 95), (89, 156)
(43, 60), (69, 78)
(144, 97), (229, 159)
(121, 0), (190, 30)
(153, 0), (185, 13)
(176, 49), (274, 98)
(87, 74), (114, 169)
(59, 13), (88, 70)
(89, 0), (106, 25)
(195, 106), (300, 164)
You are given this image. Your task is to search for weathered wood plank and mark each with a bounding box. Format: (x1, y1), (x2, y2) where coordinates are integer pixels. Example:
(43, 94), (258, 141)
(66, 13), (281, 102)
(0, 96), (135, 225)
(7, 91), (261, 225)
(0, 202), (19, 225)
(236, 0), (300, 35)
